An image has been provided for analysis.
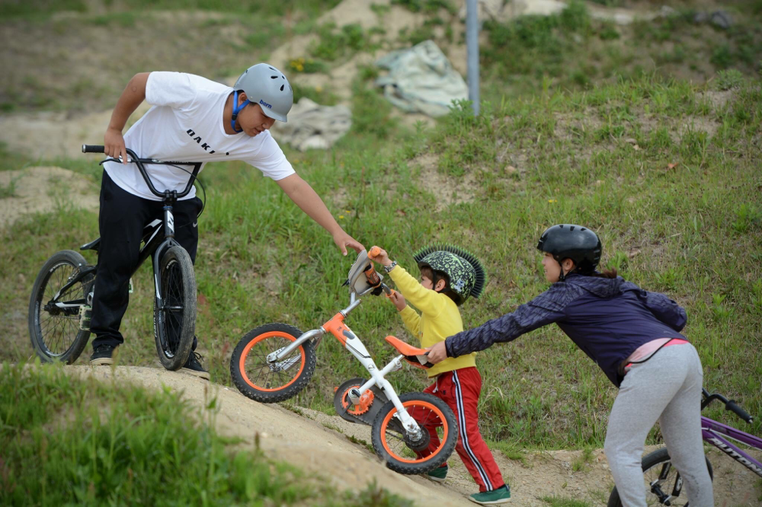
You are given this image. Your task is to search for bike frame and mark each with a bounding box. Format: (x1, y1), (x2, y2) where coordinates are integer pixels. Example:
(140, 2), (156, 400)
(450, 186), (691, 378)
(267, 291), (423, 438)
(48, 146), (202, 319)
(701, 416), (762, 476)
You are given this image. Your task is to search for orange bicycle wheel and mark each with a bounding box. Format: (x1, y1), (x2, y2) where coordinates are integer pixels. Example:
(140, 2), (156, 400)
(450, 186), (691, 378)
(230, 323), (316, 403)
(371, 392), (458, 475)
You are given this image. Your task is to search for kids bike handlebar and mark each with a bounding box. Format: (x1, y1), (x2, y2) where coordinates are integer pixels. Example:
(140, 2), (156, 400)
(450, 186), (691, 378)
(82, 144), (201, 201)
(366, 247), (396, 298)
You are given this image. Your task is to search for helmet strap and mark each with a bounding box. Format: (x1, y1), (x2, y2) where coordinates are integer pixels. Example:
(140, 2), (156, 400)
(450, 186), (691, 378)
(230, 90), (249, 133)
(555, 256), (568, 282)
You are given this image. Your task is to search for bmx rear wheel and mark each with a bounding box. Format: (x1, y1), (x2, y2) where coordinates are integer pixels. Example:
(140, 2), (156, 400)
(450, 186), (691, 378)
(28, 250), (93, 364)
(230, 323), (316, 403)
(371, 392), (458, 475)
(153, 246), (196, 370)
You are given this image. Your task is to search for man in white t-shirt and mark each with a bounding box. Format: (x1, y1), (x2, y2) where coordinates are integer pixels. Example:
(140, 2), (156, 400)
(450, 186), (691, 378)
(90, 64), (364, 379)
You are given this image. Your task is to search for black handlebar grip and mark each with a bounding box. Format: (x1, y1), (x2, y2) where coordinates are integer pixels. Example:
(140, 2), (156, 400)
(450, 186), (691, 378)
(726, 400), (753, 424)
(82, 145), (105, 153)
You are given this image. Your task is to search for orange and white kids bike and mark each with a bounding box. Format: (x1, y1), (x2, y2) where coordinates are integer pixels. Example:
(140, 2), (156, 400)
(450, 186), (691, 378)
(230, 248), (458, 475)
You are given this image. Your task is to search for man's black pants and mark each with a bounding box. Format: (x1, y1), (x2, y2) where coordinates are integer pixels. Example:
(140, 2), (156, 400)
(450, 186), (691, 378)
(90, 171), (202, 350)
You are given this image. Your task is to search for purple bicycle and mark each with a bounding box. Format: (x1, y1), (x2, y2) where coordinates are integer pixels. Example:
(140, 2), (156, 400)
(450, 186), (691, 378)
(608, 388), (760, 506)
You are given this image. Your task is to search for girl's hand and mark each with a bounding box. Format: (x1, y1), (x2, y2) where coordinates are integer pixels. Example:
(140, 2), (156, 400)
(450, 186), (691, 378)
(390, 291), (406, 311)
(426, 341), (448, 364)
(368, 246), (392, 266)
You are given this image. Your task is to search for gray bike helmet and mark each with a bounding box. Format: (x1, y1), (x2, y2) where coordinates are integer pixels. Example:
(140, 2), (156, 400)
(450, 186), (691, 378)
(233, 63), (293, 123)
(413, 245), (487, 306)
(536, 224), (602, 280)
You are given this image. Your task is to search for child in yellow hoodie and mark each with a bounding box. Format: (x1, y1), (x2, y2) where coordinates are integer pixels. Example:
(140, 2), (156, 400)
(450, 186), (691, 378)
(370, 245), (510, 506)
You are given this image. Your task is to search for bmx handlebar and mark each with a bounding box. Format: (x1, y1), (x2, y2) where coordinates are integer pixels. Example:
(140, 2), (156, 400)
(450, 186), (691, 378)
(82, 144), (201, 201)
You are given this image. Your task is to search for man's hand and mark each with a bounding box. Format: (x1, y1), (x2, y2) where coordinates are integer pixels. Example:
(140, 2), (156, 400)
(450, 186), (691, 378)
(333, 232), (364, 256)
(426, 341), (448, 364)
(390, 291), (406, 311)
(104, 127), (128, 164)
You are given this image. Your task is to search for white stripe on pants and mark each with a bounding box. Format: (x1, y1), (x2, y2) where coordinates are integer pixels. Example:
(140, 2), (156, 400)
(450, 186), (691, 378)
(604, 343), (713, 507)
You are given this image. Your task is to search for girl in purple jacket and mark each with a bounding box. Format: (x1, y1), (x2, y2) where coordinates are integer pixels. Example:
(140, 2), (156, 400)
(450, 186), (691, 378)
(427, 224), (713, 507)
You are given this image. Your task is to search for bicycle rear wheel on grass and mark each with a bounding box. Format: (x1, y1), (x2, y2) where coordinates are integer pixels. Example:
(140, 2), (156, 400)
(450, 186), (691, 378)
(28, 250), (94, 364)
(153, 246), (196, 370)
(371, 392), (458, 475)
(607, 447), (714, 507)
(230, 323), (316, 403)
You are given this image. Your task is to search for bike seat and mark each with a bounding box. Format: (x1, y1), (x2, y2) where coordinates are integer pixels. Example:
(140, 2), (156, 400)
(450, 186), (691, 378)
(346, 249), (384, 296)
(385, 335), (434, 369)
(80, 238), (101, 252)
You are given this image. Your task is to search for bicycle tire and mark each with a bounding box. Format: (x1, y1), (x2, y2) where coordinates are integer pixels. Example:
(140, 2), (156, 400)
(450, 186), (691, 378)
(153, 246), (196, 370)
(371, 392), (458, 475)
(28, 250), (93, 364)
(230, 323), (316, 403)
(607, 447), (714, 507)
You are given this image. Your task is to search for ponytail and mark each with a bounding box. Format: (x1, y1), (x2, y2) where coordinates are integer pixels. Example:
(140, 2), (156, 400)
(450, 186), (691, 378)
(593, 268), (618, 279)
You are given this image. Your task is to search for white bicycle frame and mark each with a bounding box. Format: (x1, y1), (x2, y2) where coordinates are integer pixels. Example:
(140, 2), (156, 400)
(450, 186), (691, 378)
(266, 253), (424, 440)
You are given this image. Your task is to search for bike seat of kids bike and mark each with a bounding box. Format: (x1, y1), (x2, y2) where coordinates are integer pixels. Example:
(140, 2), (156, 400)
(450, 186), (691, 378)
(385, 336), (435, 369)
(346, 249), (385, 296)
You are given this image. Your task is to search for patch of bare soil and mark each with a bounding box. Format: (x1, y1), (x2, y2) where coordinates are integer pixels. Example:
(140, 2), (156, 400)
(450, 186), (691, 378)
(66, 365), (762, 506)
(0, 166), (99, 228)
(412, 153), (479, 211)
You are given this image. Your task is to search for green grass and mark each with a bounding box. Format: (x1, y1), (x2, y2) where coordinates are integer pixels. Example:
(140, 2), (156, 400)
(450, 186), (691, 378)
(479, 1), (762, 103)
(0, 362), (410, 506)
(0, 0), (342, 20)
(2, 0), (762, 466)
(4, 72), (761, 452)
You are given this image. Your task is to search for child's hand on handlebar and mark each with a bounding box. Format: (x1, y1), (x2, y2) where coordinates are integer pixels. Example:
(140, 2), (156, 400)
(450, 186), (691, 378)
(389, 290), (406, 311)
(368, 246), (392, 266)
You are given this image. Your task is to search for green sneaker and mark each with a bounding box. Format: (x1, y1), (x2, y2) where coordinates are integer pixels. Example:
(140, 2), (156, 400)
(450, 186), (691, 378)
(469, 485), (511, 505)
(425, 464), (448, 482)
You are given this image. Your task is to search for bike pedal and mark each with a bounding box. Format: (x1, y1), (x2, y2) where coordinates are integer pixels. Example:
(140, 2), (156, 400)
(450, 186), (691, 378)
(79, 305), (92, 331)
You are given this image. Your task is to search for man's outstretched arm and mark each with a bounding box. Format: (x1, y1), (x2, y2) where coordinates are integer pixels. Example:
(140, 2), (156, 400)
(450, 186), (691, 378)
(276, 173), (364, 255)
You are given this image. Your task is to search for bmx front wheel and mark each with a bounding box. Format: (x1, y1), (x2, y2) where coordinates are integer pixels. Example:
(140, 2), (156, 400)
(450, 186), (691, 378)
(153, 246), (196, 370)
(230, 323), (316, 403)
(371, 392), (458, 475)
(606, 447), (713, 507)
(28, 250), (94, 364)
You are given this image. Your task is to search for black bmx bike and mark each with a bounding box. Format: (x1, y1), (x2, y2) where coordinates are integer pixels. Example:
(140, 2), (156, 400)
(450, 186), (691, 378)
(27, 145), (203, 370)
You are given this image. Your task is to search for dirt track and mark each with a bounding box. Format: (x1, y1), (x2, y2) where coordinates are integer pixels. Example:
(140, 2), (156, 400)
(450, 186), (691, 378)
(68, 365), (761, 506)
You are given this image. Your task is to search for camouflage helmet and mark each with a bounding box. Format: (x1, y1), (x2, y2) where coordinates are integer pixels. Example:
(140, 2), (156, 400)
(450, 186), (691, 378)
(413, 245), (487, 305)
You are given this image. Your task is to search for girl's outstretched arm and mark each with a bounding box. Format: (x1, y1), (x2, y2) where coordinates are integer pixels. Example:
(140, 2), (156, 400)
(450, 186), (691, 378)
(443, 289), (567, 359)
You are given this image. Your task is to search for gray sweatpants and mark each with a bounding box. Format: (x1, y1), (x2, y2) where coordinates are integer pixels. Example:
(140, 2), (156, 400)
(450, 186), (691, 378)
(604, 343), (713, 507)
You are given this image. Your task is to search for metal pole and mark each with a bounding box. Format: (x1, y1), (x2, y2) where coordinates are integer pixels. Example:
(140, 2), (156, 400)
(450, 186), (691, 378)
(465, 0), (480, 116)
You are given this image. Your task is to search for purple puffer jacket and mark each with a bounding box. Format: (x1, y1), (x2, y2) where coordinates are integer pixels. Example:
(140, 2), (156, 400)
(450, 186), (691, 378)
(445, 273), (688, 387)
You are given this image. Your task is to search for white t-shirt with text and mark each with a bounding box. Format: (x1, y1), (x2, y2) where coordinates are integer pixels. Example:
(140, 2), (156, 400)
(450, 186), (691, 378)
(104, 71), (295, 201)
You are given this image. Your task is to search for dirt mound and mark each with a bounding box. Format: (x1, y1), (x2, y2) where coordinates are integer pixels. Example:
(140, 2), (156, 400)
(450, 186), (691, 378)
(0, 166), (99, 228)
(70, 365), (470, 506)
(66, 365), (761, 506)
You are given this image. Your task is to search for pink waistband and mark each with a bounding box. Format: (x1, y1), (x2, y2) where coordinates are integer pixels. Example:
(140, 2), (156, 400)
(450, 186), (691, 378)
(625, 338), (689, 369)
